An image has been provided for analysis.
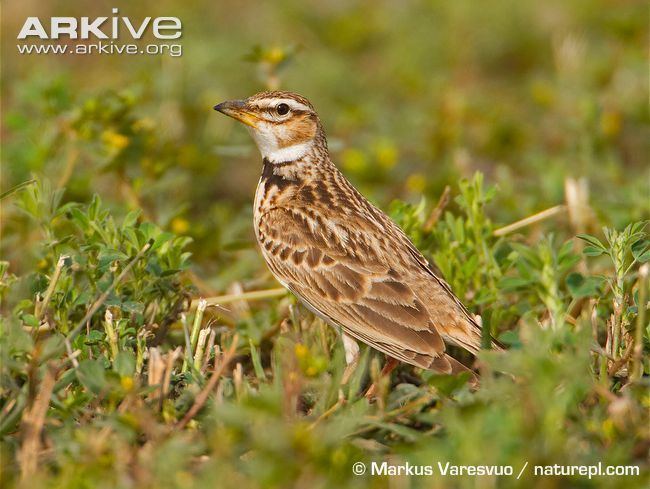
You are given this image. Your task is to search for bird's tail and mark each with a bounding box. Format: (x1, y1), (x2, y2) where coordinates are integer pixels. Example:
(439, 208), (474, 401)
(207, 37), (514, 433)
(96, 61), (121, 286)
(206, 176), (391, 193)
(429, 354), (479, 389)
(490, 337), (506, 352)
(463, 313), (505, 353)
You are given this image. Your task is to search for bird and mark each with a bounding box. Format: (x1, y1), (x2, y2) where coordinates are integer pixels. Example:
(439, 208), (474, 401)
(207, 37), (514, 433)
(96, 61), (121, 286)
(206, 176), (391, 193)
(214, 91), (500, 392)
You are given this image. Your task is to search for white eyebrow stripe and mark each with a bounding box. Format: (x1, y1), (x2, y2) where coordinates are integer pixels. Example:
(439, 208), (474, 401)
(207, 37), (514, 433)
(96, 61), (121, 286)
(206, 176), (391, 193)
(255, 98), (310, 112)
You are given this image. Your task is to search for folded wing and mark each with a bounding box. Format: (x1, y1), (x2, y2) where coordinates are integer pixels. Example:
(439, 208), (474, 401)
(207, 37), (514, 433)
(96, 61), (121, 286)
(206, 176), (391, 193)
(258, 206), (481, 371)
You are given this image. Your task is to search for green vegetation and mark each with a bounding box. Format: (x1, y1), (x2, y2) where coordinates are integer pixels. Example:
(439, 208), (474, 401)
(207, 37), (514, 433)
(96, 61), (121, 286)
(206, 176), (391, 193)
(1, 1), (648, 488)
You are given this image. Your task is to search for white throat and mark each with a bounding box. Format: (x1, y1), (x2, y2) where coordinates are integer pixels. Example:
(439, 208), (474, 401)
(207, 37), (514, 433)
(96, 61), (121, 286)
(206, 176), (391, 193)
(261, 141), (312, 163)
(247, 126), (312, 163)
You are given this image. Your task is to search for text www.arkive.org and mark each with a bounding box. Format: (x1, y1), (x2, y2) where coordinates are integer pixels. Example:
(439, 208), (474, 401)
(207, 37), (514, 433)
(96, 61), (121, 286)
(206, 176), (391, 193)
(16, 42), (182, 57)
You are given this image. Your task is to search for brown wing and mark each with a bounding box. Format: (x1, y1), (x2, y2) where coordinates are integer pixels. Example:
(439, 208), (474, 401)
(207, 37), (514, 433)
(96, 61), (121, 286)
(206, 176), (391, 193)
(257, 206), (476, 370)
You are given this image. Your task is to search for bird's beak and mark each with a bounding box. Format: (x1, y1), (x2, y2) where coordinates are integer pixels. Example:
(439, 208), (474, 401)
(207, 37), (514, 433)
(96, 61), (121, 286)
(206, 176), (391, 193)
(213, 99), (259, 128)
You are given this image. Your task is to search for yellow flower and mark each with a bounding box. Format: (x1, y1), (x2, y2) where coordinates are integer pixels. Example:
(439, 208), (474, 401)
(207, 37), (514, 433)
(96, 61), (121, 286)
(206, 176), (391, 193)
(373, 139), (398, 170)
(120, 376), (134, 392)
(171, 217), (190, 235)
(601, 418), (615, 440)
(132, 117), (155, 132)
(267, 47), (285, 64)
(600, 110), (621, 138)
(101, 130), (130, 151)
(292, 422), (312, 450)
(406, 173), (427, 193)
(342, 148), (368, 173)
(330, 448), (348, 468)
(530, 80), (555, 107)
(294, 343), (308, 359)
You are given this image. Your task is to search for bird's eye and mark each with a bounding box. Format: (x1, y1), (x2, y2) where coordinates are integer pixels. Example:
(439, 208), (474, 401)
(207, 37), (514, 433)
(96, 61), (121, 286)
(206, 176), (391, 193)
(276, 103), (290, 116)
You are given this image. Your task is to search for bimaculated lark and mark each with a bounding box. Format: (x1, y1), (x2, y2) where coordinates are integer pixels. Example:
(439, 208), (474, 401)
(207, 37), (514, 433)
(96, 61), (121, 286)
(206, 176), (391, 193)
(215, 91), (501, 389)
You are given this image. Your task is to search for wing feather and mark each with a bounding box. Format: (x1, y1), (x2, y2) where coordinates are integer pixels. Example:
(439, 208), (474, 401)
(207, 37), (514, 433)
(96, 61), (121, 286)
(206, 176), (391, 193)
(258, 207), (454, 367)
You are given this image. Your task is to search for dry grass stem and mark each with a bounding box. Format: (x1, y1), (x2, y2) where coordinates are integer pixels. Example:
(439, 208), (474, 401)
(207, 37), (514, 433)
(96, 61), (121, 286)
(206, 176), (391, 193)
(202, 328), (217, 372)
(162, 347), (182, 400)
(233, 362), (244, 400)
(103, 309), (118, 359)
(228, 282), (252, 317)
(190, 299), (207, 351)
(194, 327), (211, 371)
(147, 347), (181, 404)
(493, 205), (566, 237)
(18, 364), (57, 481)
(424, 185), (451, 231)
(34, 255), (68, 321)
(191, 288), (287, 309)
(630, 264), (648, 381)
(564, 177), (592, 234)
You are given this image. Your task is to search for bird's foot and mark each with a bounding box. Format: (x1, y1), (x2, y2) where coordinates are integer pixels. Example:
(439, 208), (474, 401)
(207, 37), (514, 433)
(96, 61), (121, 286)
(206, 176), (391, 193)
(341, 359), (358, 385)
(363, 357), (399, 399)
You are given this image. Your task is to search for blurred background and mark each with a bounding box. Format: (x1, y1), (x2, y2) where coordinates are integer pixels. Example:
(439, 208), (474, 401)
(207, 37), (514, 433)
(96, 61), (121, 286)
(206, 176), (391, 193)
(2, 2), (649, 487)
(2, 0), (647, 294)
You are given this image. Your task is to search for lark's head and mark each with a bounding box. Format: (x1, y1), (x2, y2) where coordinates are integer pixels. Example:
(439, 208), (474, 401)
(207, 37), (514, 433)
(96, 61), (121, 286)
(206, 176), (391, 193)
(214, 91), (325, 163)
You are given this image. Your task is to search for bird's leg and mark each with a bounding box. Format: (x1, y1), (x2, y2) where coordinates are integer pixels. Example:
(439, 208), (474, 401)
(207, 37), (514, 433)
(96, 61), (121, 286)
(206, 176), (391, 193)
(364, 357), (399, 399)
(340, 333), (360, 385)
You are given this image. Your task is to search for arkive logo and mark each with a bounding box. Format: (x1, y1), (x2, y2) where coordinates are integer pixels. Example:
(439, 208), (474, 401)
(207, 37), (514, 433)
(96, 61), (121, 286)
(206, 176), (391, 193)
(17, 8), (181, 40)
(16, 7), (182, 57)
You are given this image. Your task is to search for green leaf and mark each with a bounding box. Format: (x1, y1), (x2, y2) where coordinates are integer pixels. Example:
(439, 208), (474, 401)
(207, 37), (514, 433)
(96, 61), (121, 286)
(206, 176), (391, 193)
(152, 232), (174, 251)
(498, 330), (522, 348)
(566, 272), (603, 298)
(558, 241), (581, 270)
(77, 359), (108, 395)
(577, 234), (606, 250)
(98, 249), (128, 271)
(367, 421), (421, 443)
(113, 351), (136, 377)
(68, 207), (91, 232)
(41, 334), (65, 362)
(21, 314), (39, 328)
(426, 372), (472, 396)
(0, 179), (36, 201)
(122, 209), (142, 229)
(387, 383), (421, 410)
(5, 322), (33, 353)
(249, 339), (266, 381)
(632, 239), (650, 263)
(499, 277), (531, 291)
(121, 301), (144, 314)
(583, 246), (605, 257)
(84, 330), (105, 345)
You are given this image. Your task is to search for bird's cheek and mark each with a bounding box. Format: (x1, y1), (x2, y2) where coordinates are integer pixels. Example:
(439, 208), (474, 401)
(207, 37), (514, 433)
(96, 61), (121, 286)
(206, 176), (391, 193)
(276, 123), (313, 149)
(275, 125), (294, 148)
(284, 118), (317, 147)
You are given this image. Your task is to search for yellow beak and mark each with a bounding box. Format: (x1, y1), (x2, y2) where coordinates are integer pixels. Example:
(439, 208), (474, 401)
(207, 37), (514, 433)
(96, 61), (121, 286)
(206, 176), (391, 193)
(213, 99), (259, 128)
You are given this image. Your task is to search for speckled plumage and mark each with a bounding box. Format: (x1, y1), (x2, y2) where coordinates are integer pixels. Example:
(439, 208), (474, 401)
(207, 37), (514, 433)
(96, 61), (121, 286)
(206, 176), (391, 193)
(215, 91), (497, 377)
